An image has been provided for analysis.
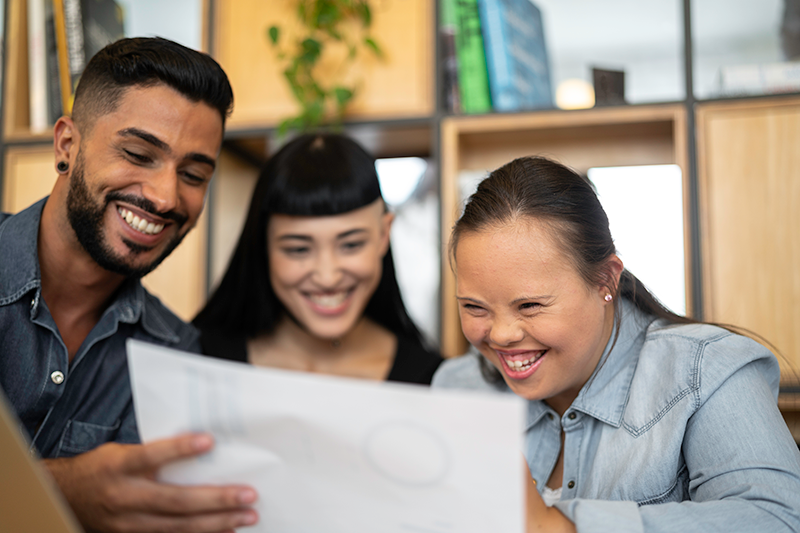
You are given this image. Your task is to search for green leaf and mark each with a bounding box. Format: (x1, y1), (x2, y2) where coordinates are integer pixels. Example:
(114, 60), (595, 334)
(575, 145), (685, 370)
(267, 26), (280, 45)
(306, 100), (325, 127)
(357, 1), (371, 26)
(299, 38), (322, 64)
(317, 1), (341, 28)
(364, 37), (382, 57)
(297, 0), (308, 24)
(333, 86), (354, 106)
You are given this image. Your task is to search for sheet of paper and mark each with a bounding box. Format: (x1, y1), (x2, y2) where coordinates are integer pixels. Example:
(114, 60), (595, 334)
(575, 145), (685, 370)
(127, 339), (525, 533)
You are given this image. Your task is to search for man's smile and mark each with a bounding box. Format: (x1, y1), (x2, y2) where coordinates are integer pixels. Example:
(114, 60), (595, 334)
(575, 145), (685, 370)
(117, 206), (165, 235)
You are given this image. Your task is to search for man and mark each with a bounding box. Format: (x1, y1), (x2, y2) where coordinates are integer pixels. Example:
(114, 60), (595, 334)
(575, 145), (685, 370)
(0, 38), (258, 532)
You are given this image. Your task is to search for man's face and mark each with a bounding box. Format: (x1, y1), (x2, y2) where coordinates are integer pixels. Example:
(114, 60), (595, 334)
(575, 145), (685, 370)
(65, 84), (223, 277)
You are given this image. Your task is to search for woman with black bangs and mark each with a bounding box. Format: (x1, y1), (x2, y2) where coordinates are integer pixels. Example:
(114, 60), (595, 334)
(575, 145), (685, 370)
(193, 133), (442, 384)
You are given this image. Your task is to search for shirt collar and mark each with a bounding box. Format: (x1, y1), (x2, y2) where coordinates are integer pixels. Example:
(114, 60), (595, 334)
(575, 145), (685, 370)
(0, 197), (180, 344)
(117, 281), (181, 344)
(0, 198), (47, 304)
(570, 298), (654, 427)
(522, 299), (654, 430)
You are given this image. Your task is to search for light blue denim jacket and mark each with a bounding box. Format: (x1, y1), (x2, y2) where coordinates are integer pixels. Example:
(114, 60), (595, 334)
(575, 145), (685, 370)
(432, 299), (800, 532)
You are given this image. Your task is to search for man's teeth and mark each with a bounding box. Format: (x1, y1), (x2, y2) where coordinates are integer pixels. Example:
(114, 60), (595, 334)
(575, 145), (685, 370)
(118, 207), (164, 235)
(506, 353), (544, 371)
(308, 292), (348, 308)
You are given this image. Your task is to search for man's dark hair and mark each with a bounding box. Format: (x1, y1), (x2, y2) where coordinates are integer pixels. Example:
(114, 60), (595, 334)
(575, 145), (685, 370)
(72, 37), (233, 132)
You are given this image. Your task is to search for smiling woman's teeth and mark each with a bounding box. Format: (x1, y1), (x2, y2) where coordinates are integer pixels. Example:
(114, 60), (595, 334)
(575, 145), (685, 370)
(118, 207), (164, 235)
(308, 292), (348, 308)
(507, 353), (543, 371)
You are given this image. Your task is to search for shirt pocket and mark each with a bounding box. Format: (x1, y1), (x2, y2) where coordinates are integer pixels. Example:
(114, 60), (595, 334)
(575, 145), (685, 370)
(637, 463), (690, 505)
(56, 419), (121, 457)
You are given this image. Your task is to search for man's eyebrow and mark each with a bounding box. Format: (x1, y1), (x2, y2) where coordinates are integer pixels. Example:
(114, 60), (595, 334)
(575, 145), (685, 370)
(118, 127), (216, 169)
(188, 153), (216, 170)
(118, 127), (169, 152)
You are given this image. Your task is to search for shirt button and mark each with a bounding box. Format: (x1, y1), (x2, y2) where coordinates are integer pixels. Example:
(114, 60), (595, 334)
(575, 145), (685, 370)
(567, 480), (575, 489)
(50, 371), (65, 385)
(568, 411), (577, 420)
(546, 413), (554, 420)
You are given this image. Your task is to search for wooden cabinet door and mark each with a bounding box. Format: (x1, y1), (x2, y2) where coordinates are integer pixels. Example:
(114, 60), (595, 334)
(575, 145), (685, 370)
(697, 97), (800, 382)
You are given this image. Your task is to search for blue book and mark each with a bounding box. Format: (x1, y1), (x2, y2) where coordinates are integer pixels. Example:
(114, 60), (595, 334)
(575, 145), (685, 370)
(477, 0), (553, 112)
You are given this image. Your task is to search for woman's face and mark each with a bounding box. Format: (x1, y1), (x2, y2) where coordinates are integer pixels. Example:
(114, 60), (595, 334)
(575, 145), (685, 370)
(267, 199), (394, 340)
(455, 218), (621, 414)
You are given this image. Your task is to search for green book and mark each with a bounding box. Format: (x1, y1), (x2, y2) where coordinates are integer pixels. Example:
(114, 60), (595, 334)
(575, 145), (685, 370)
(450, 0), (492, 114)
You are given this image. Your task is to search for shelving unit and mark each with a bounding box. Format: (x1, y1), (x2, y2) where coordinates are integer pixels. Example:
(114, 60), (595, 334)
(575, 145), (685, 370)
(0, 1), (798, 420)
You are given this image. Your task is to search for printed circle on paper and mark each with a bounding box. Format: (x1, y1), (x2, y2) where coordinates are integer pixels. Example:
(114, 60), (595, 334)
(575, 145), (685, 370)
(363, 421), (449, 487)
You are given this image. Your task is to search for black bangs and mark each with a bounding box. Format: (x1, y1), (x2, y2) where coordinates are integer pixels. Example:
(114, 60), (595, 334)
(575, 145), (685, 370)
(261, 133), (383, 217)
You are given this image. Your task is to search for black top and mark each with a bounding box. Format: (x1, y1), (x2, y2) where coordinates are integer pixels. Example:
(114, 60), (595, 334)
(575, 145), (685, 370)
(198, 329), (443, 385)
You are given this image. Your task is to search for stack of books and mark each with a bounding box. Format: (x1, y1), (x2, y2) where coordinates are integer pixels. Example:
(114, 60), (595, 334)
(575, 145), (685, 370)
(441, 0), (553, 115)
(27, 0), (125, 133)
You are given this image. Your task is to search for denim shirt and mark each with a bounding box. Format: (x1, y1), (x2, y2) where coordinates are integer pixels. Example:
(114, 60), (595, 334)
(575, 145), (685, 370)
(0, 198), (201, 458)
(432, 299), (800, 532)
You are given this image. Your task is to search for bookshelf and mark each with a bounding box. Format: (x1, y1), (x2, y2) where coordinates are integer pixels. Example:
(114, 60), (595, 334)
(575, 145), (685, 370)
(1, 1), (799, 414)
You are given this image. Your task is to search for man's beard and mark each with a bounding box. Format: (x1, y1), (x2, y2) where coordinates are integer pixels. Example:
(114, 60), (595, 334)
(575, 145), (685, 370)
(65, 151), (189, 278)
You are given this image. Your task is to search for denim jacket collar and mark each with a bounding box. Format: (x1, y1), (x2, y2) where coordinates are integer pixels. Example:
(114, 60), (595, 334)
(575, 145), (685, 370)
(524, 299), (653, 429)
(0, 199), (46, 306)
(0, 197), (179, 344)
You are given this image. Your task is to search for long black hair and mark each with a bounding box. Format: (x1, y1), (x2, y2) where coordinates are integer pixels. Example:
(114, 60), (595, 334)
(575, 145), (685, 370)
(194, 133), (427, 347)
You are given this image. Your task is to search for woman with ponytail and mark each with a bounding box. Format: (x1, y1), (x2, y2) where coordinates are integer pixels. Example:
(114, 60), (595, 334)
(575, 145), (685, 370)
(433, 156), (800, 532)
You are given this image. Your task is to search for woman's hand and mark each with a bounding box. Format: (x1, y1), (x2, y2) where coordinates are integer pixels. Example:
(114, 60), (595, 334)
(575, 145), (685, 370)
(524, 460), (576, 533)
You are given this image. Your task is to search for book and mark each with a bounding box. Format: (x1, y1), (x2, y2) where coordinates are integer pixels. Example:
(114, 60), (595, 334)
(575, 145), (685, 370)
(717, 61), (800, 97)
(45, 0), (64, 125)
(477, 0), (553, 112)
(440, 0), (462, 113)
(451, 0), (492, 114)
(28, 0), (49, 132)
(53, 0), (125, 114)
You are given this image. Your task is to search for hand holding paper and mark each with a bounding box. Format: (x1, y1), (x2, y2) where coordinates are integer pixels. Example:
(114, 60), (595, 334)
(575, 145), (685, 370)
(127, 339), (525, 533)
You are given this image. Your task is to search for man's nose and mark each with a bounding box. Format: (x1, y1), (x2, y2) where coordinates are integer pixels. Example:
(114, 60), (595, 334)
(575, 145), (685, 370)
(141, 168), (179, 215)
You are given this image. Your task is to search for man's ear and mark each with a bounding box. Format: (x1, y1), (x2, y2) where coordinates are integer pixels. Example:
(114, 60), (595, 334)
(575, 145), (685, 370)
(379, 210), (395, 256)
(53, 116), (79, 171)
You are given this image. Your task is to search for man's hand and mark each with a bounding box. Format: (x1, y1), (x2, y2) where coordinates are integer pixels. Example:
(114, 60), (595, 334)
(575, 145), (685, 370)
(43, 433), (259, 533)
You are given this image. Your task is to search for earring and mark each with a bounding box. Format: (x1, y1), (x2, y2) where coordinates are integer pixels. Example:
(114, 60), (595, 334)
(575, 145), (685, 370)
(604, 294), (613, 302)
(56, 161), (69, 173)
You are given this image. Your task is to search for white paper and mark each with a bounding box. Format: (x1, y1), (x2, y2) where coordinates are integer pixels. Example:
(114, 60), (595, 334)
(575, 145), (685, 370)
(127, 339), (525, 533)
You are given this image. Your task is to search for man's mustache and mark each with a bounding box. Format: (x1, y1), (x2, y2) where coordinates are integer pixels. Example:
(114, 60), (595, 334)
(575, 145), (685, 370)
(106, 192), (189, 226)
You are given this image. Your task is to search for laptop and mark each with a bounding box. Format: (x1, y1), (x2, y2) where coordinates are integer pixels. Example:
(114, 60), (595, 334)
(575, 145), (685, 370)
(0, 389), (84, 533)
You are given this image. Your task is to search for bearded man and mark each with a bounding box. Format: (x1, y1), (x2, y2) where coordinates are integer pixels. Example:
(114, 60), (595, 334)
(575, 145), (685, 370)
(0, 37), (259, 532)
